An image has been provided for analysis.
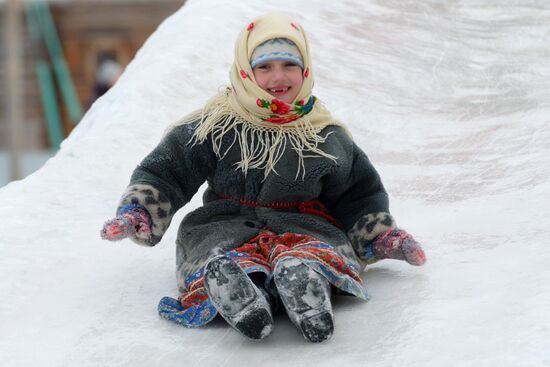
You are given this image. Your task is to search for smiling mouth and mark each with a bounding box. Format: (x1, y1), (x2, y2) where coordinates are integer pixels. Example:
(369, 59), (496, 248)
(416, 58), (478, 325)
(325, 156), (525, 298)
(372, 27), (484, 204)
(268, 87), (290, 94)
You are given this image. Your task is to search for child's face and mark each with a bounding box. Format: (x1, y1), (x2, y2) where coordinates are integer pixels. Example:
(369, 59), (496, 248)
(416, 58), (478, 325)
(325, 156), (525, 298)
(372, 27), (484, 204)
(252, 60), (304, 104)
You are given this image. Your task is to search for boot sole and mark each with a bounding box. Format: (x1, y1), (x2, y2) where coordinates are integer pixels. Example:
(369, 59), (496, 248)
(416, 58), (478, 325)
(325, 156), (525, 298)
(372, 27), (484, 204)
(300, 311), (334, 343)
(274, 258), (334, 343)
(205, 256), (274, 340)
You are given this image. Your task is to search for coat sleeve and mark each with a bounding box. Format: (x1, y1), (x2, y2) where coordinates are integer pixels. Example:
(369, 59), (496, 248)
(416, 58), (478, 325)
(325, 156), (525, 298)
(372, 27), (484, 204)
(116, 122), (216, 246)
(320, 136), (396, 261)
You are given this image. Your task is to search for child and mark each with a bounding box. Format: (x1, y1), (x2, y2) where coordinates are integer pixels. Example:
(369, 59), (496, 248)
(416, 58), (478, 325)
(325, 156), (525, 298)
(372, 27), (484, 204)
(101, 13), (426, 343)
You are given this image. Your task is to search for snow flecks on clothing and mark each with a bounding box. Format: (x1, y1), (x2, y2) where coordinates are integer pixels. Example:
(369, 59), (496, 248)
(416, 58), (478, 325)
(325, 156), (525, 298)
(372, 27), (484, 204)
(274, 257), (334, 343)
(158, 230), (367, 334)
(204, 256), (274, 340)
(205, 256), (259, 317)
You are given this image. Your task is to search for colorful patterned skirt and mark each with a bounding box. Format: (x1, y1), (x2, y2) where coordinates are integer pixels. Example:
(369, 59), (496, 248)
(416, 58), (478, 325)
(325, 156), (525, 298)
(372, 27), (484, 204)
(158, 230), (368, 328)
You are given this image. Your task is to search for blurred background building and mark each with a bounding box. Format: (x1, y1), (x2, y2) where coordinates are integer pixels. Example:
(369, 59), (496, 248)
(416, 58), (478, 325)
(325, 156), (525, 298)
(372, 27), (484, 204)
(1, 0), (184, 187)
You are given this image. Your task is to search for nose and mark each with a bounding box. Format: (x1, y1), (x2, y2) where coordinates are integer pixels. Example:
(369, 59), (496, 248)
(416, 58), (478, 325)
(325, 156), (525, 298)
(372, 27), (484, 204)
(271, 65), (286, 81)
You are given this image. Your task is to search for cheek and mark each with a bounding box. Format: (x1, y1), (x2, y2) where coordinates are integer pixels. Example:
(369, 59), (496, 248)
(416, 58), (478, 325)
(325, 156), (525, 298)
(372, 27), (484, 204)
(291, 73), (304, 91)
(253, 71), (269, 91)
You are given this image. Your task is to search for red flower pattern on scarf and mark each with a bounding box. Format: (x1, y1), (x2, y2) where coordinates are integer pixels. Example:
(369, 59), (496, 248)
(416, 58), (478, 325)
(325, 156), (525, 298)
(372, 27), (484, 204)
(265, 114), (300, 124)
(255, 96), (316, 124)
(270, 99), (290, 115)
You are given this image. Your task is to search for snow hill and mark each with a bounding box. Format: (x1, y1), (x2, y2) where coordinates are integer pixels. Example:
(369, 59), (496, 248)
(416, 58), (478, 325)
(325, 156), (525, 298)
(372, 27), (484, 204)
(1, 0), (549, 366)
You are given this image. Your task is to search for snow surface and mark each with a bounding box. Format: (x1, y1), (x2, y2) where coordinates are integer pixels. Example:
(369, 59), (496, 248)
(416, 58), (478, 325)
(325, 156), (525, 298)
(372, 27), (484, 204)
(1, 0), (550, 366)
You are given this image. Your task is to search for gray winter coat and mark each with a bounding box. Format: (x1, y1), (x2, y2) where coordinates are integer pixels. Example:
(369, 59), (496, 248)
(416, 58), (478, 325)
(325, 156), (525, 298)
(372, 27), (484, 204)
(117, 120), (396, 293)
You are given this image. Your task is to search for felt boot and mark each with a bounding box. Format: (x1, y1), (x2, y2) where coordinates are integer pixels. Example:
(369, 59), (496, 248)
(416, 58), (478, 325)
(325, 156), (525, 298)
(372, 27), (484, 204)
(274, 257), (334, 343)
(204, 256), (274, 340)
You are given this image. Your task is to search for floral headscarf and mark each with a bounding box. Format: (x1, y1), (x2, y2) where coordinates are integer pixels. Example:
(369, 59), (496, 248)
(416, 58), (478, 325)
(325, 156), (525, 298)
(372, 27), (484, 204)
(169, 13), (347, 178)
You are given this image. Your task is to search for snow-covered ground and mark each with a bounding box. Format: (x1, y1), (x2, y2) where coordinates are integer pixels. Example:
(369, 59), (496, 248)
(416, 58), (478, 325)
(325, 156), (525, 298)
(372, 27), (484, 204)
(1, 0), (549, 366)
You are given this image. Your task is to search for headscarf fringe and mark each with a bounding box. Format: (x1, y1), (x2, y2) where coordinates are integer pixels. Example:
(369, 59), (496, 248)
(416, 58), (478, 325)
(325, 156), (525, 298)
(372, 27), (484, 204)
(162, 14), (351, 179)
(166, 91), (337, 180)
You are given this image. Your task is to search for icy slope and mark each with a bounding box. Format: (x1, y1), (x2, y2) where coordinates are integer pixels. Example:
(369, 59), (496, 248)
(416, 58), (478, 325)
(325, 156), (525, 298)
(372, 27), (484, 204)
(1, 0), (549, 366)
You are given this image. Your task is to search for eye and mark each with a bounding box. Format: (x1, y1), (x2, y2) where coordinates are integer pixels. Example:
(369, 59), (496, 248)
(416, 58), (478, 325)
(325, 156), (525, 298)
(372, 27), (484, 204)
(284, 62), (299, 68)
(256, 64), (270, 70)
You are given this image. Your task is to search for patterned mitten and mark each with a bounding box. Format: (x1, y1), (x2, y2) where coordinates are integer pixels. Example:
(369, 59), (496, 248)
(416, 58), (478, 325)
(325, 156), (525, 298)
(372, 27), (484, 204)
(101, 204), (152, 242)
(368, 228), (426, 266)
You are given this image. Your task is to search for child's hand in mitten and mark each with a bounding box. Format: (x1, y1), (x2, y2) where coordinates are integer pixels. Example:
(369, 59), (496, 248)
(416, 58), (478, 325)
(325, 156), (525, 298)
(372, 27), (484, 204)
(101, 205), (152, 242)
(371, 228), (426, 266)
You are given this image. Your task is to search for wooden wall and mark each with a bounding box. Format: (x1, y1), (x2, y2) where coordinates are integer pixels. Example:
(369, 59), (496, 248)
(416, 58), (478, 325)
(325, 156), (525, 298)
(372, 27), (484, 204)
(0, 3), (47, 150)
(0, 0), (184, 150)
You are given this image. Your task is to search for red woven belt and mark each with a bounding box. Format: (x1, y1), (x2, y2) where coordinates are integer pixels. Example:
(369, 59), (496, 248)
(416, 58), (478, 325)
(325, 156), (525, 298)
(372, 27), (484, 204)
(217, 192), (342, 228)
